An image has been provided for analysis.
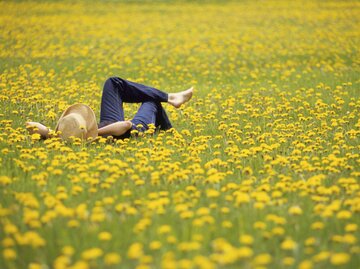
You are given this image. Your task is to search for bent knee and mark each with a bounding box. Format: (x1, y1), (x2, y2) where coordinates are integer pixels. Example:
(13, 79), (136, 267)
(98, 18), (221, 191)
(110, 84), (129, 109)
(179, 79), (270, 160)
(104, 77), (115, 85)
(104, 76), (122, 86)
(103, 77), (123, 95)
(142, 101), (160, 110)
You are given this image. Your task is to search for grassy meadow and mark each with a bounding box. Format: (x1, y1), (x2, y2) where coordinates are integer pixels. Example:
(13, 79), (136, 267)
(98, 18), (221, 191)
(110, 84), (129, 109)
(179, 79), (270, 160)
(0, 0), (359, 268)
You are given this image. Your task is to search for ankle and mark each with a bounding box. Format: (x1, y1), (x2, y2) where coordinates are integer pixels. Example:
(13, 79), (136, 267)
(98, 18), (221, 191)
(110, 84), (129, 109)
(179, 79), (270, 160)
(167, 93), (175, 102)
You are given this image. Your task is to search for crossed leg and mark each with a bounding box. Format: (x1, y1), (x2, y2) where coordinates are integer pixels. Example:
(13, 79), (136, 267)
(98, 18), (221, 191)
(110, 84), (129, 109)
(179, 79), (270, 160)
(98, 77), (193, 138)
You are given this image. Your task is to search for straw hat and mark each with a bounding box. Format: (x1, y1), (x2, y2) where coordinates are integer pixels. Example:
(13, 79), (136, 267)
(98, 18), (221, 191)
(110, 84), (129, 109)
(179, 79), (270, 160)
(55, 104), (98, 141)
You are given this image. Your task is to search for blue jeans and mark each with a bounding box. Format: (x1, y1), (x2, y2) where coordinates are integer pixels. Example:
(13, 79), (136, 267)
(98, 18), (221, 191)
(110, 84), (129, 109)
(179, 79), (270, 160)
(99, 77), (172, 139)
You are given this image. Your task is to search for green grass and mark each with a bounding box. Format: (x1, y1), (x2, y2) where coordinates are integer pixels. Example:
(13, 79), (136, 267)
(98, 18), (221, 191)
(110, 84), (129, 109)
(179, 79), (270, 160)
(0, 0), (359, 268)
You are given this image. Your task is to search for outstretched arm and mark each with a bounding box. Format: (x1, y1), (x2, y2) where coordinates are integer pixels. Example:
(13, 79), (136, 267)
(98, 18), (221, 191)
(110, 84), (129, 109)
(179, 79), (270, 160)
(26, 122), (52, 139)
(98, 121), (133, 137)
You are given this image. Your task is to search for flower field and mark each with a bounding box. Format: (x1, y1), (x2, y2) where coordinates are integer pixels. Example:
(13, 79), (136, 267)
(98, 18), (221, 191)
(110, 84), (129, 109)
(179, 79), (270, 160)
(0, 0), (359, 268)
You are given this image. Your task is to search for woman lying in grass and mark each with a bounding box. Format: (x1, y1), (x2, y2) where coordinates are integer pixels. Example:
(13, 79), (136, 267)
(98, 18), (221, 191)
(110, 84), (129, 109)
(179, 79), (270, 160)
(26, 77), (193, 141)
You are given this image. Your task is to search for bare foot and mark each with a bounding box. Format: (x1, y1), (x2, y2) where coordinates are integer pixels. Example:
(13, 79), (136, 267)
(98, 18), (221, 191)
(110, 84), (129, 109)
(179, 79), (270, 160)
(168, 87), (193, 108)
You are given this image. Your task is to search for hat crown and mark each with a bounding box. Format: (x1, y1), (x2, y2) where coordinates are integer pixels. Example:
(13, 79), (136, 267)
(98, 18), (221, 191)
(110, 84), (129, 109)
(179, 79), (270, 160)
(55, 104), (98, 141)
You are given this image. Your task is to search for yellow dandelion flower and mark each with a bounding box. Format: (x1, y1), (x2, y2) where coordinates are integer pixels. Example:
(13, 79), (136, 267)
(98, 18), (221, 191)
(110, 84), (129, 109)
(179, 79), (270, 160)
(149, 241), (162, 250)
(281, 237), (297, 250)
(345, 223), (357, 232)
(330, 253), (350, 266)
(253, 253), (272, 265)
(298, 260), (313, 269)
(288, 205), (303, 215)
(28, 263), (42, 269)
(104, 253), (121, 265)
(98, 231), (112, 241)
(127, 243), (143, 259)
(336, 210), (352, 219)
(239, 234), (254, 245)
(3, 248), (17, 260)
(157, 225), (171, 235)
(81, 248), (103, 260)
(238, 246), (253, 259)
(311, 221), (324, 230)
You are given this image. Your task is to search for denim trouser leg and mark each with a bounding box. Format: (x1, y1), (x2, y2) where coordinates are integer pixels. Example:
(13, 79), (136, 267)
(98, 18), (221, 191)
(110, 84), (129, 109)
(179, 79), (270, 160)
(132, 101), (173, 132)
(99, 77), (172, 137)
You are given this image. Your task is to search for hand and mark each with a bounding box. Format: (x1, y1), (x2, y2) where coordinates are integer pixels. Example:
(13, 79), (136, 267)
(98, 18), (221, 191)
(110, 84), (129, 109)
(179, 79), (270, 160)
(26, 122), (50, 137)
